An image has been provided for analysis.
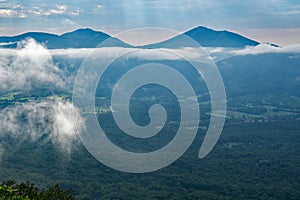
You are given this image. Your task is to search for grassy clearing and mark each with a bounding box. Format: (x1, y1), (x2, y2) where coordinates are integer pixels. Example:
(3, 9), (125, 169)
(0, 92), (22, 101)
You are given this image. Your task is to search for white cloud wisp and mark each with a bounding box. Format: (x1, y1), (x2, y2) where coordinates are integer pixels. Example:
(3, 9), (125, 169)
(0, 99), (85, 154)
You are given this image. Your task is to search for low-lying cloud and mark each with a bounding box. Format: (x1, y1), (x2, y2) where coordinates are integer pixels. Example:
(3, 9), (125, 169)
(0, 99), (85, 154)
(0, 38), (64, 93)
(0, 39), (84, 158)
(51, 47), (213, 61)
(49, 44), (300, 63)
(232, 43), (300, 55)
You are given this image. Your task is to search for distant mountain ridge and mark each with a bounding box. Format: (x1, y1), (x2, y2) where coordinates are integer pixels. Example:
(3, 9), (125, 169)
(0, 28), (131, 49)
(0, 26), (260, 49)
(142, 26), (259, 48)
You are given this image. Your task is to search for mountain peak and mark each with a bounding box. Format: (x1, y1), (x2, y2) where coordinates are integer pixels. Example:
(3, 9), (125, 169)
(60, 28), (110, 39)
(184, 26), (259, 47)
(62, 28), (98, 34)
(192, 26), (214, 31)
(75, 28), (95, 32)
(142, 26), (260, 48)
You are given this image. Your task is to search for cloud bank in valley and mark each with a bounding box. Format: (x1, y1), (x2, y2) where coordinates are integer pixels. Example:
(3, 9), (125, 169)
(0, 99), (85, 154)
(49, 44), (300, 64)
(0, 38), (64, 92)
(50, 47), (215, 61)
(0, 38), (84, 158)
(232, 43), (300, 55)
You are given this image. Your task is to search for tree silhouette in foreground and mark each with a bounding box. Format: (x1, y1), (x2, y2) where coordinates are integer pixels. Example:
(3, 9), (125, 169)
(0, 180), (74, 200)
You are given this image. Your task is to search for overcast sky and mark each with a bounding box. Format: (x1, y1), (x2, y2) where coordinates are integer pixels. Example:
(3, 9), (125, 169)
(0, 0), (299, 46)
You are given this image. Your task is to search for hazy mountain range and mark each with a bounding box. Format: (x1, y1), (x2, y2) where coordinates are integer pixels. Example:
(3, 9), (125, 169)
(0, 26), (262, 49)
(0, 28), (130, 49)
